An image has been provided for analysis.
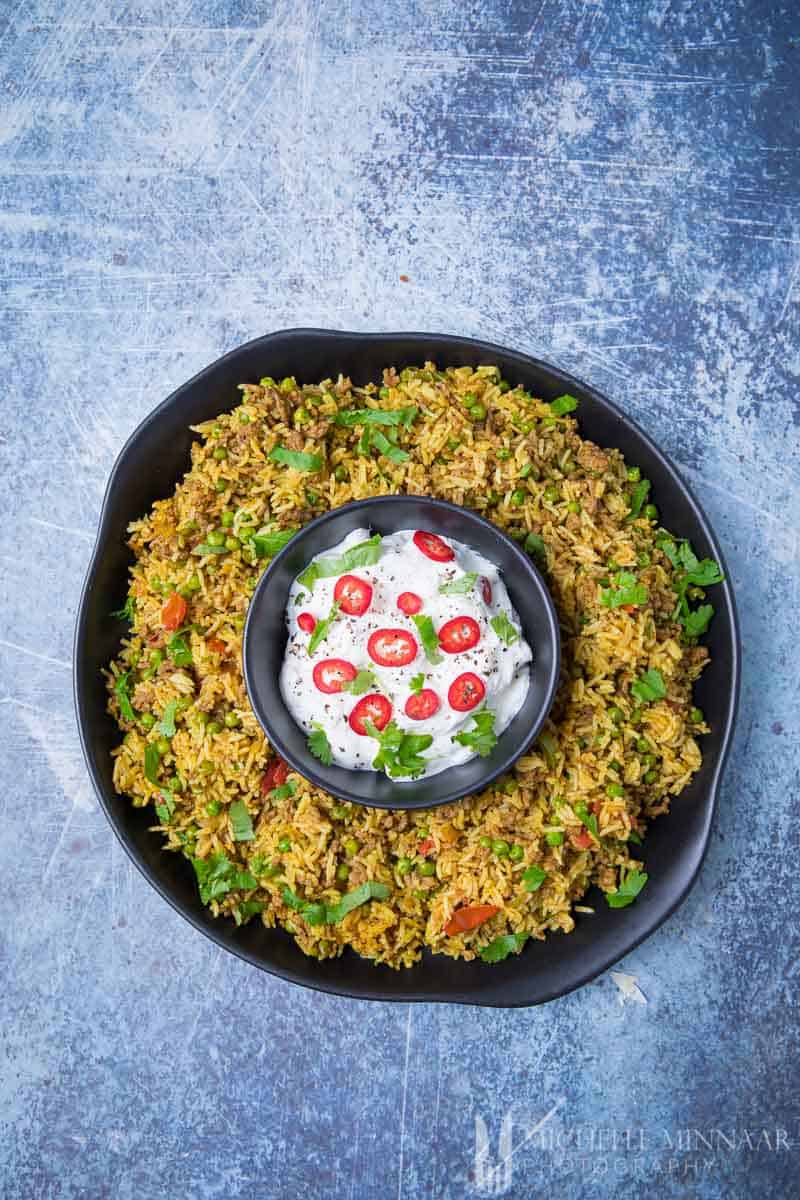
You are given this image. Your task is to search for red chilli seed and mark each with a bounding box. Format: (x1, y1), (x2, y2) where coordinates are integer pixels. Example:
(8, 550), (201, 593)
(312, 658), (358, 694)
(367, 628), (418, 668)
(448, 672), (486, 712)
(297, 611), (317, 634)
(404, 688), (441, 721)
(397, 591), (423, 615)
(481, 577), (492, 605)
(412, 530), (455, 562)
(438, 615), (481, 654)
(349, 693), (393, 735)
(333, 573), (373, 616)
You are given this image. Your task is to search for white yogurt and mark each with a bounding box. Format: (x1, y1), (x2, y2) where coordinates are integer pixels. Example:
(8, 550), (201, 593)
(279, 528), (532, 779)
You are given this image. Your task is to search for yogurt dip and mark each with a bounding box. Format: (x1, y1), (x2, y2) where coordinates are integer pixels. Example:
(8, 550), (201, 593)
(279, 528), (532, 779)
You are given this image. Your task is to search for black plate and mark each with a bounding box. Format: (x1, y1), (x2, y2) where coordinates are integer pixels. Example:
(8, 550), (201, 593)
(243, 495), (560, 809)
(74, 329), (740, 1007)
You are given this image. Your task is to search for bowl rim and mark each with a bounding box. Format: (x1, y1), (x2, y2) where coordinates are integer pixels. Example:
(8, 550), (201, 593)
(73, 327), (741, 1007)
(241, 493), (562, 808)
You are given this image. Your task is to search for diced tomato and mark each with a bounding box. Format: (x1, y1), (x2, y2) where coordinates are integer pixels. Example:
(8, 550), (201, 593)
(333, 574), (373, 616)
(413, 530), (455, 562)
(418, 837), (436, 857)
(207, 637), (226, 655)
(570, 829), (593, 850)
(448, 672), (486, 712)
(622, 604), (637, 614)
(297, 611), (317, 634)
(260, 757), (288, 795)
(590, 799), (602, 816)
(349, 693), (393, 735)
(161, 592), (187, 631)
(397, 591), (423, 615)
(367, 628), (418, 668)
(438, 615), (481, 654)
(481, 577), (492, 605)
(312, 658), (358, 694)
(443, 903), (501, 937)
(404, 688), (441, 721)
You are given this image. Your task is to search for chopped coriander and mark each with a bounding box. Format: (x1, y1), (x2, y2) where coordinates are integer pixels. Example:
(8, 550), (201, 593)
(234, 900), (264, 925)
(490, 612), (519, 646)
(626, 478), (651, 521)
(341, 669), (376, 696)
(439, 572), (478, 596)
(144, 743), (161, 785)
(522, 865), (547, 892)
(480, 932), (529, 963)
(575, 804), (598, 839)
(452, 708), (497, 758)
(524, 532), (546, 560)
(538, 732), (558, 765)
(550, 394), (578, 416)
(229, 800), (255, 841)
(411, 614), (443, 664)
(193, 543), (229, 556)
(657, 535), (724, 638)
(308, 723), (332, 765)
(630, 668), (666, 704)
(114, 671), (136, 722)
(606, 868), (648, 908)
(249, 528), (297, 558)
(167, 632), (192, 667)
(155, 788), (175, 824)
(269, 780), (297, 801)
(193, 853), (257, 905)
(545, 831), (564, 846)
(156, 699), (178, 738)
(268, 445), (323, 472)
(307, 601), (341, 655)
(334, 405), (417, 428)
(325, 881), (391, 923)
(409, 672), (425, 694)
(600, 570), (649, 609)
(369, 429), (409, 464)
(365, 719), (433, 778)
(298, 535), (382, 591)
(110, 596), (136, 622)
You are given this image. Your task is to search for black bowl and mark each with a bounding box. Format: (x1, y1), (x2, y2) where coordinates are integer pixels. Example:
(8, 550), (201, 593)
(74, 328), (740, 1007)
(243, 495), (560, 809)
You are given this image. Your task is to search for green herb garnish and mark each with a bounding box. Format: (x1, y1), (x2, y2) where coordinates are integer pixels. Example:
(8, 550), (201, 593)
(409, 673), (425, 694)
(575, 803), (599, 839)
(365, 719), (433, 779)
(234, 900), (264, 925)
(307, 601), (340, 655)
(438, 572), (478, 596)
(114, 671), (136, 722)
(600, 570), (649, 609)
(192, 852), (257, 905)
(626, 478), (651, 521)
(411, 614), (443, 664)
(334, 405), (417, 428)
(308, 723), (332, 765)
(522, 865), (547, 892)
(268, 445), (323, 472)
(369, 429), (410, 464)
(490, 612), (519, 646)
(452, 708), (497, 758)
(341, 669), (376, 696)
(193, 543), (229, 555)
(229, 800), (255, 841)
(480, 932), (529, 963)
(657, 535), (724, 638)
(155, 788), (175, 824)
(325, 881), (392, 923)
(110, 596), (136, 622)
(630, 668), (666, 704)
(249, 528), (297, 558)
(538, 732), (558, 765)
(549, 394), (578, 416)
(156, 699), (178, 738)
(606, 868), (648, 909)
(269, 780), (297, 801)
(144, 743), (161, 785)
(167, 632), (193, 667)
(298, 535), (382, 591)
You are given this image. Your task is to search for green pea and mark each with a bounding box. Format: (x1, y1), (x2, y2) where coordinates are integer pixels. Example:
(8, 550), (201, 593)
(479, 835), (492, 849)
(239, 410), (251, 424)
(206, 721), (222, 735)
(498, 380), (510, 393)
(224, 535), (240, 551)
(642, 753), (657, 768)
(224, 711), (240, 728)
(155, 736), (171, 756)
(205, 800), (221, 816)
(221, 511), (234, 527)
(139, 712), (156, 730)
(195, 710), (211, 727)
(396, 856), (413, 875)
(215, 478), (228, 493)
(417, 860), (436, 877)
(199, 761), (215, 776)
(331, 805), (348, 819)
(416, 826), (429, 839)
(336, 863), (350, 883)
(608, 706), (624, 724)
(566, 500), (581, 514)
(306, 489), (319, 505)
(644, 769), (659, 785)
(344, 837), (359, 857)
(334, 466), (348, 483)
(206, 530), (225, 547)
(546, 831), (564, 846)
(487, 491), (501, 506)
(690, 707), (704, 724)
(609, 759), (622, 774)
(213, 447), (228, 461)
(491, 838), (510, 858)
(519, 463), (538, 480)
(279, 376), (295, 392)
(261, 862), (282, 879)
(626, 466), (641, 483)
(294, 407), (309, 425)
(509, 844), (524, 862)
(469, 403), (487, 421)
(644, 504), (658, 521)
(629, 708), (643, 726)
(511, 489), (527, 507)
(496, 448), (512, 460)
(544, 485), (560, 503)
(447, 438), (461, 451)
(277, 836), (292, 853)
(636, 738), (650, 754)
(606, 783), (625, 798)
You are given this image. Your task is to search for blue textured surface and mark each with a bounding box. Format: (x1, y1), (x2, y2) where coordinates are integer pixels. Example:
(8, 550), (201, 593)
(1, 3), (798, 1197)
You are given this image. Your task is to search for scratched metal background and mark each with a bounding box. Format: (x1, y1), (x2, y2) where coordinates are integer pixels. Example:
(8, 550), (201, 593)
(1, 2), (798, 1197)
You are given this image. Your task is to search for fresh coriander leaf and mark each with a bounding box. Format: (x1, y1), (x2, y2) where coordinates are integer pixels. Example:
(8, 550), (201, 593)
(334, 405), (417, 428)
(409, 672), (425, 694)
(683, 558), (724, 588)
(538, 732), (558, 765)
(524, 532), (547, 560)
(250, 528), (296, 558)
(192, 853), (257, 906)
(155, 788), (175, 824)
(411, 614), (443, 664)
(606, 868), (648, 908)
(575, 804), (599, 839)
(480, 932), (529, 963)
(550, 394), (578, 416)
(269, 780), (297, 801)
(438, 572), (478, 595)
(234, 900), (264, 925)
(308, 723), (332, 765)
(628, 830), (643, 845)
(656, 535), (680, 566)
(490, 612), (519, 646)
(522, 865), (547, 892)
(282, 886), (305, 912)
(229, 799), (255, 841)
(110, 595), (135, 622)
(307, 601), (340, 655)
(193, 543), (229, 555)
(453, 708), (497, 758)
(297, 535), (382, 591)
(600, 570), (649, 609)
(144, 743), (161, 785)
(268, 445), (323, 472)
(626, 478), (651, 521)
(157, 699), (178, 738)
(167, 632), (192, 667)
(369, 429), (409, 464)
(366, 719), (433, 778)
(325, 881), (391, 924)
(630, 668), (666, 704)
(341, 669), (376, 696)
(114, 671), (136, 722)
(683, 604), (715, 637)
